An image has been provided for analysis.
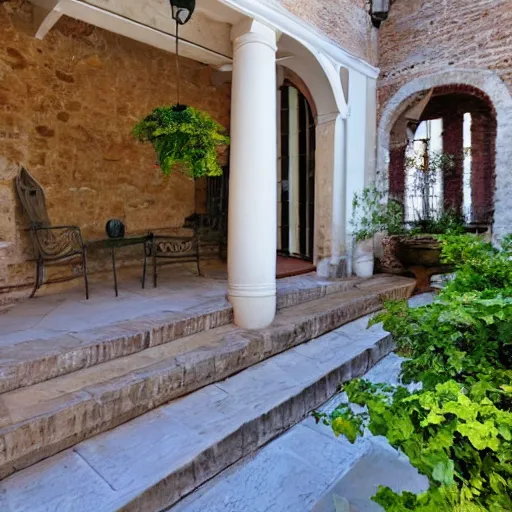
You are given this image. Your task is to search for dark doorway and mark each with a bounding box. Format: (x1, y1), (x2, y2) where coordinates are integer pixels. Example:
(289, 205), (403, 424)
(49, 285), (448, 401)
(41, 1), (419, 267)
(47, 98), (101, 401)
(279, 85), (316, 261)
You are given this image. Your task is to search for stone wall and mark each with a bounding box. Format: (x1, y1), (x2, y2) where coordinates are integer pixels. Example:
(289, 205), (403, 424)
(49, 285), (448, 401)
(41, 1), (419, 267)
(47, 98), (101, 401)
(270, 0), (378, 65)
(0, 1), (230, 297)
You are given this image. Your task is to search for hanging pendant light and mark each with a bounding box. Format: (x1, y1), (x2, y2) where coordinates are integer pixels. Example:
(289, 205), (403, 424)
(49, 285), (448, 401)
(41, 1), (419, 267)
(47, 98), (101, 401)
(169, 0), (196, 111)
(371, 0), (390, 28)
(169, 0), (196, 25)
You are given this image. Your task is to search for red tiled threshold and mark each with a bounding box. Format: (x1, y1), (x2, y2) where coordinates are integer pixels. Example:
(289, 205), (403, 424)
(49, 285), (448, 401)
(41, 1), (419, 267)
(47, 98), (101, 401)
(276, 255), (316, 279)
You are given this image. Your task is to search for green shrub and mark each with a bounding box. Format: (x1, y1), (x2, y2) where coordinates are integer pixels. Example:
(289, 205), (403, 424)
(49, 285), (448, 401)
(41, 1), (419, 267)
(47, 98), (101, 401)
(369, 292), (512, 391)
(318, 234), (512, 511)
(329, 378), (512, 512)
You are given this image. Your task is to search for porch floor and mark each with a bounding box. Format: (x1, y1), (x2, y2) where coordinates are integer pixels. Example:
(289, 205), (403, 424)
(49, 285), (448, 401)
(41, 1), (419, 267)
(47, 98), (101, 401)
(0, 262), (335, 351)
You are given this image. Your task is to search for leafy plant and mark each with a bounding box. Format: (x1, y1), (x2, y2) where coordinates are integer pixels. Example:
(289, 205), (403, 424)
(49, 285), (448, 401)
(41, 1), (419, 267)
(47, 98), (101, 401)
(370, 291), (512, 390)
(439, 234), (512, 293)
(133, 105), (229, 179)
(408, 209), (466, 236)
(318, 234), (512, 511)
(351, 186), (387, 242)
(334, 378), (512, 512)
(385, 199), (408, 236)
(404, 148), (457, 224)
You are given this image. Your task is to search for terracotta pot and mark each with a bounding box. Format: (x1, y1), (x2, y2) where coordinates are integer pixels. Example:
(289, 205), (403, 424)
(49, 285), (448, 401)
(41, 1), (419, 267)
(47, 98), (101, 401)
(396, 235), (442, 267)
(353, 238), (374, 278)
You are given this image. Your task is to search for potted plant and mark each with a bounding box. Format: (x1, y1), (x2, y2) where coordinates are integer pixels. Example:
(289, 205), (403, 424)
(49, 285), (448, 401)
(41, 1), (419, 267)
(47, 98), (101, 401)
(395, 147), (465, 267)
(351, 186), (386, 278)
(133, 105), (229, 179)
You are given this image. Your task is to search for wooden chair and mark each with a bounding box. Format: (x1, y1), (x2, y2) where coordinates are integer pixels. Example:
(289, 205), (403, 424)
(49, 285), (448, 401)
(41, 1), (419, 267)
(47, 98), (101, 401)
(15, 167), (89, 299)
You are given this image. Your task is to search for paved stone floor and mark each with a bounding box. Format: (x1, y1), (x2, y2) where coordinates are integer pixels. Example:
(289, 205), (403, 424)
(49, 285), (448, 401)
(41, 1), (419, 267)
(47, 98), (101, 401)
(171, 295), (434, 512)
(171, 353), (428, 512)
(0, 263), (342, 349)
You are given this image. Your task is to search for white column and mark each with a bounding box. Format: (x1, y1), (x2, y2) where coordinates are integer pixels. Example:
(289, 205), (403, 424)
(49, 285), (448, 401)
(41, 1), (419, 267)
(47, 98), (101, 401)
(346, 69), (368, 235)
(228, 20), (278, 329)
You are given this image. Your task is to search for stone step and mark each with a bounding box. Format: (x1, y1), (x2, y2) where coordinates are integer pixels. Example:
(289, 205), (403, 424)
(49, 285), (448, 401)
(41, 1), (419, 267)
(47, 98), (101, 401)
(0, 275), (361, 394)
(0, 276), (413, 481)
(0, 300), (401, 512)
(170, 352), (428, 512)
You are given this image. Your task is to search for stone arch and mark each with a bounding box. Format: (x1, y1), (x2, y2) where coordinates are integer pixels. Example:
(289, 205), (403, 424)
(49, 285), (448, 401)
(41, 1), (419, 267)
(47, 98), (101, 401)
(378, 70), (512, 240)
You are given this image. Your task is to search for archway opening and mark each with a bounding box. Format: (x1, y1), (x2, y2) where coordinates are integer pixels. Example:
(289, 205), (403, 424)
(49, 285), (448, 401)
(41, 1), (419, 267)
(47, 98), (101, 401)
(278, 83), (316, 261)
(389, 85), (497, 228)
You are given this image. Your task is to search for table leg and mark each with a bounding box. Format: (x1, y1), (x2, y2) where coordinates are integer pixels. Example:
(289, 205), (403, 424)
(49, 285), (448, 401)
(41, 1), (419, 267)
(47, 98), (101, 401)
(111, 247), (118, 297)
(142, 242), (147, 289)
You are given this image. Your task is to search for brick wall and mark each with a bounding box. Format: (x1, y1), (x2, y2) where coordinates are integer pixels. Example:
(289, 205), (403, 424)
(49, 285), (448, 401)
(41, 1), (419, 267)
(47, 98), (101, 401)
(0, 1), (230, 296)
(270, 0), (378, 65)
(378, 0), (512, 110)
(378, 0), (509, 229)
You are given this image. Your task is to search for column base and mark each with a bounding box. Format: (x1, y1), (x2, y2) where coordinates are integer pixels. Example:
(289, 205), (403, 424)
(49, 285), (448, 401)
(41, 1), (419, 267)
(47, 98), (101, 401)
(316, 257), (348, 278)
(228, 294), (276, 329)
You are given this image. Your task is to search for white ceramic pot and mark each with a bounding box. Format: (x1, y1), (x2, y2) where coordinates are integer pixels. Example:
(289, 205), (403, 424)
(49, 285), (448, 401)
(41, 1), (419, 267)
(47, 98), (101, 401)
(353, 238), (374, 278)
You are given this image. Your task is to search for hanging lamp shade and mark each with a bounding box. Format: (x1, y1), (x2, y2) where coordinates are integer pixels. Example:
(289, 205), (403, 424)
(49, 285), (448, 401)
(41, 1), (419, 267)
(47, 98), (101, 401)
(169, 0), (196, 25)
(371, 0), (390, 28)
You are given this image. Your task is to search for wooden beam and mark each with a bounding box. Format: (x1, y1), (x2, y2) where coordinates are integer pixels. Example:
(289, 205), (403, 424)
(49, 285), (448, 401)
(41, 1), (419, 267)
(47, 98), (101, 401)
(33, 1), (63, 40)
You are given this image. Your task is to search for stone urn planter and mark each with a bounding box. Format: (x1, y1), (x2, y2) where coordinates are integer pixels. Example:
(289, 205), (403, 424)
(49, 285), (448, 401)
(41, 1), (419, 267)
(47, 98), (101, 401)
(381, 234), (452, 292)
(396, 235), (442, 267)
(353, 238), (374, 278)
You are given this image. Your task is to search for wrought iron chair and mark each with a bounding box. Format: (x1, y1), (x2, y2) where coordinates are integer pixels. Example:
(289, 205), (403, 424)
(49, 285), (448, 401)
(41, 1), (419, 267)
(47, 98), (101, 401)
(15, 167), (89, 299)
(146, 212), (229, 288)
(147, 232), (201, 288)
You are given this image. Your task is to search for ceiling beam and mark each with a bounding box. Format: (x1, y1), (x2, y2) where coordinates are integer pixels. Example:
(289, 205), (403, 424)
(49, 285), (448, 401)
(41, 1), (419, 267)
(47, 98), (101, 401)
(33, 0), (64, 39)
(29, 0), (232, 67)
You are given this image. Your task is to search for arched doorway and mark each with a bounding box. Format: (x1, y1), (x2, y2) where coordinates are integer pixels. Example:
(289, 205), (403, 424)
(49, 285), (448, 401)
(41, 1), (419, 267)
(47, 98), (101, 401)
(377, 69), (512, 240)
(278, 84), (316, 261)
(387, 85), (497, 228)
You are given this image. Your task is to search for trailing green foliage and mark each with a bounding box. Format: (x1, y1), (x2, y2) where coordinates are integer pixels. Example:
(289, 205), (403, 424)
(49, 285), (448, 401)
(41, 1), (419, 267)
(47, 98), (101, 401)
(318, 234), (512, 511)
(408, 209), (466, 236)
(369, 292), (512, 390)
(133, 105), (229, 179)
(351, 186), (388, 242)
(438, 234), (512, 293)
(341, 378), (512, 511)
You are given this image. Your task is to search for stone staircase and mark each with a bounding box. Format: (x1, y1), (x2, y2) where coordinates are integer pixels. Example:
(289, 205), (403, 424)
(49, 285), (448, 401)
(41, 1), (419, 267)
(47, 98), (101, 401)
(0, 275), (414, 511)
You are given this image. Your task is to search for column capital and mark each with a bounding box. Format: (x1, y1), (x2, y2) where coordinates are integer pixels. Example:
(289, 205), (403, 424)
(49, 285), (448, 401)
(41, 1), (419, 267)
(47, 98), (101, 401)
(231, 19), (279, 52)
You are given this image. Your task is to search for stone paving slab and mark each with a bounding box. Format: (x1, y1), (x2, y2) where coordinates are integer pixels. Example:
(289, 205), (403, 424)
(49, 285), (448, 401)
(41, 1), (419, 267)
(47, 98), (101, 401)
(0, 277), (414, 480)
(0, 305), (398, 512)
(170, 295), (434, 512)
(0, 273), (368, 394)
(172, 350), (430, 512)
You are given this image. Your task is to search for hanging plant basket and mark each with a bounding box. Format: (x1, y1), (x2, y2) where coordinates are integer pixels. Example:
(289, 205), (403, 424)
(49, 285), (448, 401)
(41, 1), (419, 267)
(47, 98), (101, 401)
(132, 105), (229, 179)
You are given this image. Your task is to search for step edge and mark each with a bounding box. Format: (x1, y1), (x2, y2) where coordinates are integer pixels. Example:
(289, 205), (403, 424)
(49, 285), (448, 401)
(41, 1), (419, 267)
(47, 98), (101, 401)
(29, 332), (395, 512)
(0, 278), (366, 394)
(0, 284), (413, 479)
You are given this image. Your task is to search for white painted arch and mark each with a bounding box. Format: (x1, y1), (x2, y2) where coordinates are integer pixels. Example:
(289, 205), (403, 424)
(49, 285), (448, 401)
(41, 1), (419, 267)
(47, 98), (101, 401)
(377, 69), (512, 240)
(278, 34), (347, 119)
(275, 34), (349, 276)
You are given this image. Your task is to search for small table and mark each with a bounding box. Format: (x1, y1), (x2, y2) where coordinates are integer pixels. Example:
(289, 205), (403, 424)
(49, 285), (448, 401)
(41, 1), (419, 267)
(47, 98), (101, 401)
(84, 235), (150, 297)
